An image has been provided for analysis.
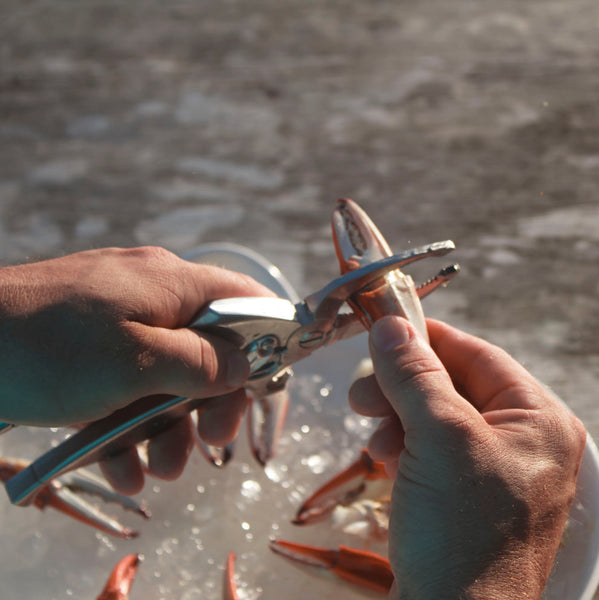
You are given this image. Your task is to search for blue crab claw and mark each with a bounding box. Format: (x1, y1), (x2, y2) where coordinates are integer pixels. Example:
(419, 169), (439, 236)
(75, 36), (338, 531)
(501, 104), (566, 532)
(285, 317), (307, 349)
(224, 552), (241, 600)
(247, 388), (290, 467)
(331, 198), (428, 338)
(331, 198), (458, 340)
(0, 457), (149, 539)
(269, 539), (393, 595)
(97, 553), (142, 600)
(193, 432), (235, 468)
(190, 381), (290, 468)
(293, 449), (390, 526)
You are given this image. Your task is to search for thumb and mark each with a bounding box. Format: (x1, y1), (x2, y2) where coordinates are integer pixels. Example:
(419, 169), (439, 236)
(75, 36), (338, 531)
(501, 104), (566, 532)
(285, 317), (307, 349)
(369, 316), (472, 433)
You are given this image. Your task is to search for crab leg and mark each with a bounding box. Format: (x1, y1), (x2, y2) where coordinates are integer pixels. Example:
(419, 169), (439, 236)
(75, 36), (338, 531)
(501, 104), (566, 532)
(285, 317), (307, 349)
(332, 198), (428, 339)
(293, 449), (389, 525)
(192, 388), (289, 468)
(194, 434), (235, 468)
(247, 388), (290, 466)
(97, 553), (141, 600)
(0, 458), (147, 539)
(269, 539), (393, 595)
(332, 198), (458, 340)
(223, 552), (240, 600)
(58, 469), (150, 519)
(416, 264), (460, 299)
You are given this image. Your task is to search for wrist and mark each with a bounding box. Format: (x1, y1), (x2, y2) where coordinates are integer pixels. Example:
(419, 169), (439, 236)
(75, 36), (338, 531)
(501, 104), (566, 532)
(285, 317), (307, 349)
(0, 265), (22, 317)
(460, 548), (546, 600)
(396, 540), (550, 600)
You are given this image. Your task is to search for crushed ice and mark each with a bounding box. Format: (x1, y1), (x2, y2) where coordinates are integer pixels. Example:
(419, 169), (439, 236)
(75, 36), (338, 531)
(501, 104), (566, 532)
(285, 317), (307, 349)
(1, 336), (591, 600)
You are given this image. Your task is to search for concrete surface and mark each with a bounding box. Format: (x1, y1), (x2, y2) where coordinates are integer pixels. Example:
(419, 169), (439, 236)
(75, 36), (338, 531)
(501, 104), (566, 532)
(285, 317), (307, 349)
(1, 1), (599, 598)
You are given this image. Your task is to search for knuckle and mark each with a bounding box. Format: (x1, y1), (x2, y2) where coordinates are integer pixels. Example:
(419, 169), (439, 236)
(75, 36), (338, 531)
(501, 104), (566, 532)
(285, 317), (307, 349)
(175, 333), (227, 395)
(391, 355), (446, 390)
(123, 321), (159, 369)
(127, 245), (180, 266)
(564, 412), (587, 457)
(193, 336), (220, 386)
(535, 408), (587, 463)
(126, 325), (224, 395)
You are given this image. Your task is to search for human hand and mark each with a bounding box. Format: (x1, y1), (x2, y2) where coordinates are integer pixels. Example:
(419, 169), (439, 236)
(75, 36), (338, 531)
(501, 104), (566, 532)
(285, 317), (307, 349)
(0, 246), (273, 493)
(349, 316), (586, 600)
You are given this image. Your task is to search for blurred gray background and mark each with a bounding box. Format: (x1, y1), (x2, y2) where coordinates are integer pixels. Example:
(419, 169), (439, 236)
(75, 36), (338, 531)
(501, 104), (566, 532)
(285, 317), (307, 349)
(1, 1), (599, 595)
(2, 0), (599, 448)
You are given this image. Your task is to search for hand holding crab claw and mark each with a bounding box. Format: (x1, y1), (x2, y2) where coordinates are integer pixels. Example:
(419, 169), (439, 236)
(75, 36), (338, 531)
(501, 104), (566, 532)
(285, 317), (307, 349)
(349, 316), (587, 600)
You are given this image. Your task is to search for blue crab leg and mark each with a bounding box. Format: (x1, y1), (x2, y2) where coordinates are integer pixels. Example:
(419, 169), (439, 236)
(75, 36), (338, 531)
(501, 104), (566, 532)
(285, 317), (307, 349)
(293, 449), (390, 525)
(59, 468), (150, 518)
(416, 264), (460, 299)
(194, 432), (235, 468)
(97, 553), (141, 600)
(223, 552), (241, 600)
(247, 388), (290, 466)
(269, 539), (393, 595)
(0, 457), (148, 539)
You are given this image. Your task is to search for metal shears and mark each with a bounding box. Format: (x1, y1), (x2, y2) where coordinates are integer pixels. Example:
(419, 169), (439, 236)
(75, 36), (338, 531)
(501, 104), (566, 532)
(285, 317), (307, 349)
(4, 240), (456, 507)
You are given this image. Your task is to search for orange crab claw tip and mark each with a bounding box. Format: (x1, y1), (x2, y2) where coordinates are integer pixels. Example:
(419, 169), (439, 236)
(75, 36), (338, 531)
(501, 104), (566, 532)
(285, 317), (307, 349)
(331, 198), (393, 278)
(124, 529), (140, 539)
(0, 457), (28, 481)
(196, 437), (235, 468)
(224, 552), (240, 600)
(98, 553), (142, 600)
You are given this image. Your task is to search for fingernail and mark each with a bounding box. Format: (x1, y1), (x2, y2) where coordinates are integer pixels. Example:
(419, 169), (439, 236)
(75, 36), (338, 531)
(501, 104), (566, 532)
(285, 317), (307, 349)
(371, 316), (412, 352)
(226, 351), (249, 388)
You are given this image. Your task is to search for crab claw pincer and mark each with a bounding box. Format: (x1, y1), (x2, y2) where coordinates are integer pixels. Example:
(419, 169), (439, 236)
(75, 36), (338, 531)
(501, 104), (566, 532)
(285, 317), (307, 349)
(269, 538), (393, 595)
(0, 457), (149, 539)
(97, 553), (141, 600)
(293, 449), (389, 525)
(332, 198), (429, 339)
(223, 552), (241, 600)
(247, 388), (290, 467)
(332, 198), (459, 340)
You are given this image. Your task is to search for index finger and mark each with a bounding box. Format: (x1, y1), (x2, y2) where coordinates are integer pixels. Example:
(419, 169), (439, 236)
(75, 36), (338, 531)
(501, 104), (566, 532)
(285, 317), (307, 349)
(175, 262), (277, 327)
(427, 319), (552, 413)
